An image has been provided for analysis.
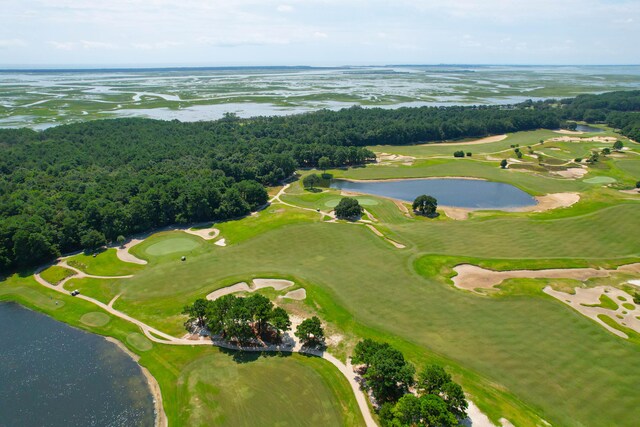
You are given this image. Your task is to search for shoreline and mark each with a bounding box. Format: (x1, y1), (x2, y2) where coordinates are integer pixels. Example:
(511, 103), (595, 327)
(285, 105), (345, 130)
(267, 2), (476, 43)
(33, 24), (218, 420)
(104, 336), (168, 427)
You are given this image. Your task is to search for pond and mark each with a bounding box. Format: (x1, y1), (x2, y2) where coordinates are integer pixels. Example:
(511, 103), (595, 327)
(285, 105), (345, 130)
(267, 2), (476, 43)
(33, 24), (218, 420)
(0, 303), (154, 427)
(330, 178), (537, 209)
(575, 124), (603, 133)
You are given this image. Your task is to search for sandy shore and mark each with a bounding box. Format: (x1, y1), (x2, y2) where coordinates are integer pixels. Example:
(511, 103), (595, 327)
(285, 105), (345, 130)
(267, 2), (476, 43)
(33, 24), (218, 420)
(104, 337), (167, 427)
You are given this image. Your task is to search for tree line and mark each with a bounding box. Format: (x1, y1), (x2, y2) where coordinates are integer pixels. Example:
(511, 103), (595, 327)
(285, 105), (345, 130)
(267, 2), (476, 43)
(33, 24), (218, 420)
(2, 90), (638, 273)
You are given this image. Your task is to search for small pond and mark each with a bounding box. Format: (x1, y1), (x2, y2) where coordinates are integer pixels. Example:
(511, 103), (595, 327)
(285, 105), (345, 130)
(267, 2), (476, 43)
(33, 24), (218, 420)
(331, 178), (537, 209)
(0, 303), (155, 427)
(575, 124), (603, 133)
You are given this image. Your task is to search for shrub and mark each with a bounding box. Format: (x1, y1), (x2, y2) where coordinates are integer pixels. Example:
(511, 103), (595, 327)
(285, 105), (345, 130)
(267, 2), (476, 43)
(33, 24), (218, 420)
(453, 150), (465, 158)
(466, 152), (472, 157)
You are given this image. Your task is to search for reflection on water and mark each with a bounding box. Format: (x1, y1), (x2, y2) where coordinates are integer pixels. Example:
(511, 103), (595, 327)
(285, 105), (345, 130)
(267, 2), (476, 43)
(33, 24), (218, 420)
(331, 178), (537, 209)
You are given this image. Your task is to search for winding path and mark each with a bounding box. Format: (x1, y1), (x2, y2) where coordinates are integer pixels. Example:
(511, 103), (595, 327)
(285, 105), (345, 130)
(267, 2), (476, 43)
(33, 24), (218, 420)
(34, 258), (377, 426)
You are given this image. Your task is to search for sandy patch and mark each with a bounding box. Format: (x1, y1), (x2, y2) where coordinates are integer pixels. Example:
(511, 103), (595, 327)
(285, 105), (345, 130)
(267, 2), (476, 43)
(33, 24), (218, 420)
(453, 262), (640, 292)
(544, 286), (640, 338)
(549, 136), (617, 143)
(620, 189), (640, 195)
(421, 134), (507, 147)
(393, 199), (411, 217)
(104, 337), (167, 427)
(365, 224), (406, 248)
(552, 168), (588, 179)
(554, 129), (584, 135)
(452, 264), (613, 292)
(252, 278), (294, 291)
(628, 280), (640, 287)
(214, 238), (227, 246)
(377, 152), (415, 165)
(462, 401), (513, 427)
(440, 206), (470, 220)
(283, 288), (307, 300)
(207, 279), (295, 300)
(511, 192), (580, 213)
(183, 227), (220, 241)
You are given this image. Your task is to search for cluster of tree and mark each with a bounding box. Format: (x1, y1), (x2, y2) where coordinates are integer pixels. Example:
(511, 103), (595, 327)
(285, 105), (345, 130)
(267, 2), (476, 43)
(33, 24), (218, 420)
(334, 197), (363, 220)
(412, 195), (438, 217)
(294, 316), (325, 346)
(182, 295), (291, 343)
(351, 339), (467, 426)
(3, 90), (639, 273)
(302, 173), (322, 190)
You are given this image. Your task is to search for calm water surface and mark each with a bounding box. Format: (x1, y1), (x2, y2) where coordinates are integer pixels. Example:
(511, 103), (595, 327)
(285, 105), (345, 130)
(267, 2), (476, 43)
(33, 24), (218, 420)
(331, 178), (537, 209)
(0, 303), (154, 427)
(575, 124), (603, 133)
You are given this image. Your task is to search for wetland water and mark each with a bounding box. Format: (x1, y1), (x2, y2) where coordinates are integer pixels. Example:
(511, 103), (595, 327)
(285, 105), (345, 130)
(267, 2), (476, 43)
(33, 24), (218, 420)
(575, 124), (603, 132)
(331, 178), (537, 209)
(0, 303), (154, 427)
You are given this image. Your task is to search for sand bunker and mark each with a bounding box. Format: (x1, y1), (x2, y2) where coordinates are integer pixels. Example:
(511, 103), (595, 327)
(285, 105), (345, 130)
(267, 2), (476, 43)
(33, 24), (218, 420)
(452, 264), (614, 292)
(512, 192), (579, 213)
(206, 278), (295, 300)
(377, 153), (415, 165)
(441, 206), (470, 220)
(554, 129), (584, 135)
(421, 134), (507, 147)
(553, 168), (587, 179)
(116, 238), (147, 265)
(214, 238), (226, 246)
(183, 227), (220, 241)
(629, 280), (640, 287)
(283, 289), (307, 300)
(544, 286), (640, 338)
(549, 136), (617, 143)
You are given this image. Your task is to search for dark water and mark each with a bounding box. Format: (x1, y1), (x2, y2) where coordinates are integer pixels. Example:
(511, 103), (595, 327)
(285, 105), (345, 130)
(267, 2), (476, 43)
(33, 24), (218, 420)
(575, 124), (603, 133)
(331, 178), (536, 209)
(0, 303), (154, 427)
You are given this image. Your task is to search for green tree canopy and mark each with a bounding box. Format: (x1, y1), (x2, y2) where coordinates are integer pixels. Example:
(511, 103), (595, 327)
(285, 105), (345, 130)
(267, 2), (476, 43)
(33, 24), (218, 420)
(295, 316), (324, 346)
(412, 195), (438, 217)
(334, 197), (363, 220)
(302, 173), (321, 190)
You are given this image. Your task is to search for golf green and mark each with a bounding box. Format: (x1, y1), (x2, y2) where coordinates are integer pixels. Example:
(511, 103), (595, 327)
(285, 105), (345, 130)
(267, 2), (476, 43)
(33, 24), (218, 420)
(145, 237), (200, 256)
(583, 176), (617, 184)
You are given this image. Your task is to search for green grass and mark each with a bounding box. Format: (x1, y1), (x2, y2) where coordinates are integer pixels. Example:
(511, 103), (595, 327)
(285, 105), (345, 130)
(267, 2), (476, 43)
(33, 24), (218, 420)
(80, 311), (111, 327)
(145, 236), (201, 256)
(622, 302), (635, 311)
(40, 265), (75, 284)
(584, 176), (617, 184)
(584, 294), (619, 310)
(66, 249), (143, 276)
(127, 332), (153, 351)
(177, 352), (363, 426)
(63, 277), (122, 304)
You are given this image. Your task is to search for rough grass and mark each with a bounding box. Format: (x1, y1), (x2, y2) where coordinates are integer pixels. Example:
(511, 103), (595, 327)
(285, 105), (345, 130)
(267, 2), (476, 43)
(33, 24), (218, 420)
(63, 277), (122, 304)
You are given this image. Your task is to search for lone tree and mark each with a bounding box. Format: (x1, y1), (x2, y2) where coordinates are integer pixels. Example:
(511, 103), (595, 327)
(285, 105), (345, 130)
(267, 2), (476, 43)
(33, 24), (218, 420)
(302, 173), (321, 190)
(295, 316), (324, 346)
(116, 235), (126, 247)
(318, 156), (331, 173)
(613, 140), (624, 151)
(500, 159), (508, 169)
(412, 195), (437, 217)
(334, 197), (363, 220)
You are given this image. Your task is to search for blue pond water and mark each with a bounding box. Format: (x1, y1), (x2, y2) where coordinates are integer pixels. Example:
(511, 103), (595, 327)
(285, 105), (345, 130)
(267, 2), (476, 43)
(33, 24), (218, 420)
(0, 303), (154, 427)
(575, 124), (603, 133)
(331, 178), (537, 209)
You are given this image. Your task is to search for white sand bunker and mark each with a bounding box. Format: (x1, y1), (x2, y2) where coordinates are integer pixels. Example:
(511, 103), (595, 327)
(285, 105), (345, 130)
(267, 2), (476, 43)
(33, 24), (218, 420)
(544, 286), (640, 338)
(512, 192), (580, 213)
(377, 153), (415, 166)
(553, 168), (587, 179)
(452, 264), (614, 292)
(462, 401), (514, 427)
(283, 288), (307, 300)
(183, 227), (220, 241)
(206, 278), (295, 300)
(549, 136), (617, 143)
(214, 238), (226, 246)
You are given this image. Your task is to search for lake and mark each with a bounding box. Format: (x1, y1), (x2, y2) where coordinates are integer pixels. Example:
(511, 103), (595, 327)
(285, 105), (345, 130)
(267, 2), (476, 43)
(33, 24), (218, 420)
(330, 178), (537, 209)
(0, 303), (154, 427)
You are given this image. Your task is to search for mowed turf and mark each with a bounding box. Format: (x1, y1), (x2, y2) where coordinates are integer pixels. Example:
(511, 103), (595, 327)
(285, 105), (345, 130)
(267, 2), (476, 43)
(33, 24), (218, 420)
(178, 352), (363, 427)
(145, 236), (200, 256)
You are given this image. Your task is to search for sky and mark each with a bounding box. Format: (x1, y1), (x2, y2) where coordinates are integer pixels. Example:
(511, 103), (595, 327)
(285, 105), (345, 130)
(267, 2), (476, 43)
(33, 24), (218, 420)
(0, 0), (639, 67)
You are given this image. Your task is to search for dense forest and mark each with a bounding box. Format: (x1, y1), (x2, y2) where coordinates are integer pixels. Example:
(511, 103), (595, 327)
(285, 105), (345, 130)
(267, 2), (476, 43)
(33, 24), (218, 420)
(1, 90), (639, 273)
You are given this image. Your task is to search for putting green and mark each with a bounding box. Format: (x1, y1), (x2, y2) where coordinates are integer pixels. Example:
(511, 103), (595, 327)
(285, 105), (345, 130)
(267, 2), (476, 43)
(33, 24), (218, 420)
(584, 176), (617, 184)
(325, 197), (380, 208)
(126, 332), (153, 351)
(80, 312), (110, 327)
(145, 237), (200, 256)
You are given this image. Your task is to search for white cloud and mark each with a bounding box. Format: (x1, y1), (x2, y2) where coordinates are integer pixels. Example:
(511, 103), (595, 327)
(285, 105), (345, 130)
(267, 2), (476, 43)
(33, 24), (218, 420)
(47, 40), (117, 50)
(277, 4), (293, 13)
(196, 35), (289, 47)
(0, 39), (27, 48)
(313, 31), (328, 39)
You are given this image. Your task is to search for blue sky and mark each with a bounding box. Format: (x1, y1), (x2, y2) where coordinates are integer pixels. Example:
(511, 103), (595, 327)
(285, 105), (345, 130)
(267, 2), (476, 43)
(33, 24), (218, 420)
(1, 0), (638, 66)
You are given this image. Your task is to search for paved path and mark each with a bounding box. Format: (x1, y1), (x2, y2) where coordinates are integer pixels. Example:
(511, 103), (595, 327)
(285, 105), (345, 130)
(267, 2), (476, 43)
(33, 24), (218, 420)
(34, 258), (378, 427)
